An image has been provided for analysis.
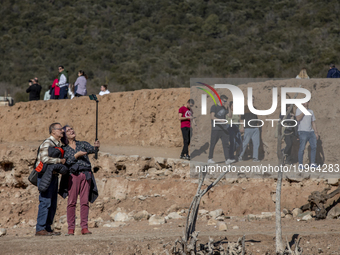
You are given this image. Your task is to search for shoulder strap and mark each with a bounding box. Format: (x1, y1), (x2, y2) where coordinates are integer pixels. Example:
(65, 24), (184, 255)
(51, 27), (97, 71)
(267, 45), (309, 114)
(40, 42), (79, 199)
(33, 139), (48, 167)
(34, 138), (58, 166)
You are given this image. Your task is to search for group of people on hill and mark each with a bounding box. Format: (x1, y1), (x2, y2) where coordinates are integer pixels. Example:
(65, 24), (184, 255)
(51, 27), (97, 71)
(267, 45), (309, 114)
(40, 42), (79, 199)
(179, 82), (319, 170)
(26, 66), (111, 101)
(178, 97), (261, 164)
(33, 123), (100, 236)
(295, 63), (340, 79)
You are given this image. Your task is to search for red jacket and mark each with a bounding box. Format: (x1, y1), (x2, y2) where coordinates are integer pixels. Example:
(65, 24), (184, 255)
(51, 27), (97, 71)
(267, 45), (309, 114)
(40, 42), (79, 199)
(52, 79), (60, 96)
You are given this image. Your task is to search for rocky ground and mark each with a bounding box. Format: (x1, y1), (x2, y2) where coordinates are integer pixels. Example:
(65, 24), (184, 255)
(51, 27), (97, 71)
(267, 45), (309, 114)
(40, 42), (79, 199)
(1, 80), (340, 254)
(1, 144), (340, 254)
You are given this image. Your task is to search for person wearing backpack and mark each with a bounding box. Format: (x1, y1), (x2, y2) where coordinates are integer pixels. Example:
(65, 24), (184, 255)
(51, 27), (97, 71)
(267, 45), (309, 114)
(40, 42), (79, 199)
(327, 63), (340, 78)
(35, 123), (66, 236)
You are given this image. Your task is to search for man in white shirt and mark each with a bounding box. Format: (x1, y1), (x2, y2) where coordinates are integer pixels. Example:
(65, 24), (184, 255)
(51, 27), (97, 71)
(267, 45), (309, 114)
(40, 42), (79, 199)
(295, 101), (319, 169)
(99, 85), (110, 96)
(57, 66), (69, 99)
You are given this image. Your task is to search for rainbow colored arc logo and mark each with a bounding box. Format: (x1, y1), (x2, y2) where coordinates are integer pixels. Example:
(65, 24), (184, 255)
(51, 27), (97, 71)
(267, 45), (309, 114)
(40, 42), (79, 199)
(196, 82), (222, 106)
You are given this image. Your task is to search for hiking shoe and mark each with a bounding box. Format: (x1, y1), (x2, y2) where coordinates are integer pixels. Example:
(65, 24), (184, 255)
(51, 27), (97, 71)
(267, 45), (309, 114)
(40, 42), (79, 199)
(81, 228), (92, 235)
(226, 159), (236, 165)
(310, 163), (318, 168)
(67, 229), (74, 236)
(180, 155), (185, 159)
(238, 156), (243, 162)
(298, 165), (304, 171)
(35, 230), (52, 236)
(207, 159), (215, 164)
(184, 155), (190, 160)
(47, 230), (61, 236)
(253, 159), (261, 162)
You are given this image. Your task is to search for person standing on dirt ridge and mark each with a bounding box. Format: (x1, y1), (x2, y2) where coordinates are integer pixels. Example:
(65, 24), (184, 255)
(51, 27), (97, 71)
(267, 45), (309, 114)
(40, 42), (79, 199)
(57, 66), (69, 99)
(279, 104), (298, 165)
(296, 68), (310, 79)
(99, 84), (110, 96)
(296, 101), (319, 170)
(208, 95), (235, 165)
(35, 123), (66, 236)
(238, 105), (261, 162)
(327, 63), (340, 78)
(179, 99), (195, 160)
(26, 78), (42, 101)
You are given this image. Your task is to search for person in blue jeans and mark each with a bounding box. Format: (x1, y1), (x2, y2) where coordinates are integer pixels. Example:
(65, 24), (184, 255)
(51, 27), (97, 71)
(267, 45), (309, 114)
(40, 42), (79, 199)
(35, 123), (66, 236)
(227, 101), (241, 160)
(295, 101), (319, 169)
(238, 105), (261, 162)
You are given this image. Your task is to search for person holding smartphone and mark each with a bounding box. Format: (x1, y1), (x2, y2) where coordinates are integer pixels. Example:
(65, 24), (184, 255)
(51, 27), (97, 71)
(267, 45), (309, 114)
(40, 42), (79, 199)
(59, 125), (100, 235)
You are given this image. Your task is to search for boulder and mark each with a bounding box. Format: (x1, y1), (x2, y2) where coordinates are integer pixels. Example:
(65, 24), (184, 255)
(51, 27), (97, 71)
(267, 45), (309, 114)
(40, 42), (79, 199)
(28, 219), (36, 227)
(114, 212), (130, 222)
(207, 219), (217, 226)
(209, 209), (223, 219)
(198, 209), (209, 215)
(217, 222), (227, 231)
(297, 211), (312, 219)
(248, 214), (256, 221)
(134, 210), (150, 221)
(0, 228), (6, 236)
(167, 212), (183, 220)
(149, 215), (166, 225)
(327, 207), (340, 219)
(137, 195), (147, 201)
(327, 178), (339, 186)
(285, 214), (293, 220)
(292, 208), (302, 218)
(301, 214), (313, 221)
(282, 208), (290, 215)
(167, 204), (180, 213)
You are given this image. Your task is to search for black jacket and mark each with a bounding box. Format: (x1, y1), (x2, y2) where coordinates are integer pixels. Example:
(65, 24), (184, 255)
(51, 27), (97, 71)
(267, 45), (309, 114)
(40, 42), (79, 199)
(38, 147), (68, 192)
(26, 83), (42, 101)
(58, 165), (98, 203)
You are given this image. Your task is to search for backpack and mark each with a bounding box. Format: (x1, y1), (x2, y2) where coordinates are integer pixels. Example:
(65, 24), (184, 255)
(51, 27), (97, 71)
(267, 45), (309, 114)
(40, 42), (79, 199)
(28, 139), (61, 186)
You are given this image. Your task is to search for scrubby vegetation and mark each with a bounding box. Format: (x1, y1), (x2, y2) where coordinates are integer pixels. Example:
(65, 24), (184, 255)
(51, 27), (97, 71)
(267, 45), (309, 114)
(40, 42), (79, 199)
(0, 0), (339, 102)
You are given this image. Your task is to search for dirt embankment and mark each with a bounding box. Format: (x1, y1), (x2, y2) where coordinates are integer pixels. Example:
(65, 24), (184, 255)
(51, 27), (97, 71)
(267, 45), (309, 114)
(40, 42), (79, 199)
(0, 88), (189, 147)
(1, 79), (339, 163)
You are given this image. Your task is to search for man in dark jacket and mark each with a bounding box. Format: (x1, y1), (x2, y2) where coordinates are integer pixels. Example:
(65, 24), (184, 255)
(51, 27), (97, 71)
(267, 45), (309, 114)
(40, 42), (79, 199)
(35, 123), (66, 236)
(26, 78), (42, 101)
(327, 64), (340, 78)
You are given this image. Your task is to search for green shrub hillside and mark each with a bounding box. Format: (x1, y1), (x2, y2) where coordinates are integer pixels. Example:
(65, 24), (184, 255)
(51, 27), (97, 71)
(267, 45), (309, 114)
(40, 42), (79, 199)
(0, 0), (339, 102)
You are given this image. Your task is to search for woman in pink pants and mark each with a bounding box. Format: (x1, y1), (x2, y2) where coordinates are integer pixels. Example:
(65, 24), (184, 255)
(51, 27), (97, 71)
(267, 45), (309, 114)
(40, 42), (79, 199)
(60, 125), (99, 235)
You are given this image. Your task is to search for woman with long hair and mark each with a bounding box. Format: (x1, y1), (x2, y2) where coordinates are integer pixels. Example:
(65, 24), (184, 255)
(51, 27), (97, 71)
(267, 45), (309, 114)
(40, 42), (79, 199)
(59, 125), (99, 235)
(74, 70), (88, 97)
(296, 68), (310, 79)
(68, 83), (75, 99)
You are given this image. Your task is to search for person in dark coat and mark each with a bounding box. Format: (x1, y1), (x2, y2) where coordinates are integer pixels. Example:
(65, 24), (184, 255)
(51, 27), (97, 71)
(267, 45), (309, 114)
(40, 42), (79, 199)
(26, 78), (42, 101)
(35, 123), (66, 236)
(59, 125), (99, 236)
(327, 63), (340, 78)
(38, 147), (69, 193)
